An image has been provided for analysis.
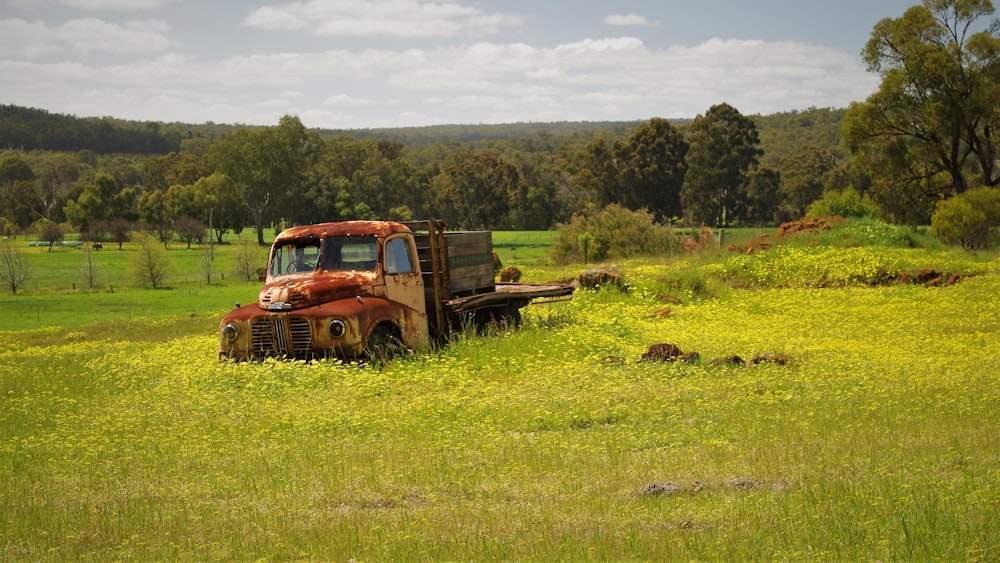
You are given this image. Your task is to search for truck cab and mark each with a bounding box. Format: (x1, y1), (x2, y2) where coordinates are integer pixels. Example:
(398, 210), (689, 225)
(219, 221), (429, 360)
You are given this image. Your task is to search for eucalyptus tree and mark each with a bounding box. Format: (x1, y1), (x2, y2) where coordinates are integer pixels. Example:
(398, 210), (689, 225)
(780, 143), (839, 218)
(681, 103), (762, 227)
(575, 118), (688, 222)
(616, 118), (688, 221)
(843, 0), (1000, 222)
(437, 149), (520, 229)
(205, 115), (322, 245)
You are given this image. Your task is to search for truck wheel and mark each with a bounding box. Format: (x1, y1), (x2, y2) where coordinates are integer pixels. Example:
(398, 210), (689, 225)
(366, 324), (404, 363)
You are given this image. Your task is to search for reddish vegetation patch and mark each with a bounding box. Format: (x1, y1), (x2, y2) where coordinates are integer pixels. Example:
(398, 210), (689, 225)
(894, 268), (962, 286)
(499, 265), (522, 282)
(777, 216), (843, 237)
(751, 353), (790, 366)
(709, 355), (746, 367)
(730, 233), (773, 254)
(642, 343), (684, 361)
(643, 478), (766, 497)
(641, 343), (791, 368)
(651, 307), (671, 319)
(656, 292), (683, 304)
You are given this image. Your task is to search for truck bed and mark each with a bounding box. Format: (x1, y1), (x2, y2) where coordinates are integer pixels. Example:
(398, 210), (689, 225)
(445, 282), (573, 313)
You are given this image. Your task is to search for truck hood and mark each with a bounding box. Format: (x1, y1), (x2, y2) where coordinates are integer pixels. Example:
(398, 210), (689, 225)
(258, 271), (377, 311)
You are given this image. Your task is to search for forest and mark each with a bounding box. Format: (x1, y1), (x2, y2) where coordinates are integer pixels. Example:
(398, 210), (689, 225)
(0, 102), (857, 248)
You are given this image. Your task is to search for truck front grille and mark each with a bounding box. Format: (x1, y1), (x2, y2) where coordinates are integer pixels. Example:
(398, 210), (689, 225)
(250, 316), (313, 358)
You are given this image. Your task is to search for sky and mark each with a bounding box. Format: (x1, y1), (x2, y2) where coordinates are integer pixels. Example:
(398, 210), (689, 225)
(0, 0), (920, 129)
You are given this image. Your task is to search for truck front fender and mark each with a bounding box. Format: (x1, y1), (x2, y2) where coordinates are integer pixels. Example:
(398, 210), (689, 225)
(219, 296), (427, 360)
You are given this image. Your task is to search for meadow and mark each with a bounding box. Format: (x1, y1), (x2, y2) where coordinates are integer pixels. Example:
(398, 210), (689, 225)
(2, 222), (999, 560)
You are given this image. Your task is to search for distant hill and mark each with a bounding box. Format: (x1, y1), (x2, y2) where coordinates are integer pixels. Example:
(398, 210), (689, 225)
(1, 103), (846, 160)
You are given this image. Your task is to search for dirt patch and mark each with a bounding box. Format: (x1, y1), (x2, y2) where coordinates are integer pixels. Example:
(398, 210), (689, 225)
(642, 343), (684, 362)
(891, 268), (963, 287)
(577, 266), (627, 291)
(708, 354), (746, 367)
(656, 292), (683, 304)
(751, 353), (790, 366)
(651, 306), (672, 319)
(643, 478), (769, 497)
(642, 344), (790, 368)
(777, 216), (843, 237)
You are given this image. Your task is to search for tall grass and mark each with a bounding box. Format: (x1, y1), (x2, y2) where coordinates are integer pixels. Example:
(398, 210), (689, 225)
(3, 218), (999, 559)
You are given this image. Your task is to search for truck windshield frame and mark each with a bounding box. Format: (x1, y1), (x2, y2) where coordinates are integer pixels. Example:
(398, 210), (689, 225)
(270, 239), (321, 276)
(320, 235), (379, 272)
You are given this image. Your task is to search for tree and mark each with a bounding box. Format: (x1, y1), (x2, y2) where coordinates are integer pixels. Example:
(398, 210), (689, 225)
(438, 150), (520, 229)
(81, 247), (98, 289)
(0, 154), (38, 229)
(137, 189), (173, 248)
(174, 217), (206, 249)
(205, 115), (322, 245)
(33, 154), (79, 221)
(195, 173), (247, 244)
(233, 238), (265, 282)
(743, 167), (784, 226)
(843, 0), (1000, 222)
(36, 220), (64, 252)
(0, 238), (29, 294)
(106, 218), (131, 250)
(618, 118), (689, 221)
(130, 232), (170, 288)
(681, 103), (762, 227)
(931, 186), (1000, 248)
(780, 143), (838, 217)
(63, 173), (135, 231)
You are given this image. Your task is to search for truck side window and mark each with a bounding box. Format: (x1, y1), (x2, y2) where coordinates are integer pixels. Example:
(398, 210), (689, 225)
(385, 237), (414, 275)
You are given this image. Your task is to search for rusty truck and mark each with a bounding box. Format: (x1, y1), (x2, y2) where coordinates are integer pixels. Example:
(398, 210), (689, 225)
(218, 220), (573, 361)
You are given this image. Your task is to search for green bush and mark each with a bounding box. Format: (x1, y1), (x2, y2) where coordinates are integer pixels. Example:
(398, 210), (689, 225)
(806, 187), (882, 219)
(552, 204), (680, 263)
(931, 187), (1000, 250)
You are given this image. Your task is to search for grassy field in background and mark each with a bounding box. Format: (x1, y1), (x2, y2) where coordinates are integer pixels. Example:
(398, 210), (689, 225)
(2, 221), (1000, 559)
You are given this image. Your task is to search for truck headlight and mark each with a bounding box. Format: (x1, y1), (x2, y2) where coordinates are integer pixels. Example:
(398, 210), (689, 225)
(329, 319), (346, 338)
(221, 322), (239, 343)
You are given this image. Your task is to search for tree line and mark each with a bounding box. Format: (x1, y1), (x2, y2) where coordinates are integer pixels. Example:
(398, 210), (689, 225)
(1, 104), (861, 245)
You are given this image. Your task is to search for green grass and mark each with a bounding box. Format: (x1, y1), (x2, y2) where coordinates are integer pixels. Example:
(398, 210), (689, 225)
(491, 230), (557, 265)
(2, 220), (999, 559)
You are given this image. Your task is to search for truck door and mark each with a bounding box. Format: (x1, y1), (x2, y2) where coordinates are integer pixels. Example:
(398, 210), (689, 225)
(383, 235), (430, 349)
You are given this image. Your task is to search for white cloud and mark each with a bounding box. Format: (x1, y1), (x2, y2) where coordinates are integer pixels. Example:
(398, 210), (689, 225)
(323, 94), (376, 106)
(0, 17), (172, 58)
(1, 31), (878, 128)
(243, 0), (525, 37)
(6, 0), (179, 10)
(603, 13), (662, 27)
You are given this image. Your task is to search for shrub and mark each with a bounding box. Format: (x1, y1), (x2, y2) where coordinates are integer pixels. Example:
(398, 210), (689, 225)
(806, 187), (882, 219)
(35, 220), (64, 252)
(130, 232), (170, 289)
(0, 238), (29, 294)
(552, 204), (680, 263)
(931, 187), (1000, 250)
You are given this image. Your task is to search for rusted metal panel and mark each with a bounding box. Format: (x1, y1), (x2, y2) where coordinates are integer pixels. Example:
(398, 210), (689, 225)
(274, 220), (411, 243)
(220, 294), (429, 361)
(446, 283), (574, 313)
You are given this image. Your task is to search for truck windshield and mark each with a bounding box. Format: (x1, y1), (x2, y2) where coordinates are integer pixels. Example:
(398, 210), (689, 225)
(320, 236), (378, 271)
(270, 240), (321, 276)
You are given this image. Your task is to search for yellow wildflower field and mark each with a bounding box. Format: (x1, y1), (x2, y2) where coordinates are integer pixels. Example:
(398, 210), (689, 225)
(2, 251), (999, 560)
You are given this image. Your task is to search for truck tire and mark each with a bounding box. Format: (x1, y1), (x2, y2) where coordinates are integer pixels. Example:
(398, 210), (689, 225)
(366, 324), (404, 363)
